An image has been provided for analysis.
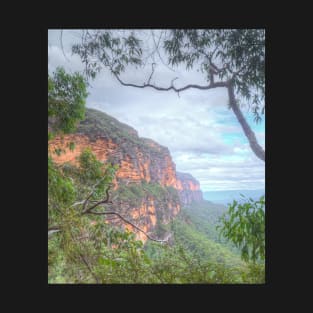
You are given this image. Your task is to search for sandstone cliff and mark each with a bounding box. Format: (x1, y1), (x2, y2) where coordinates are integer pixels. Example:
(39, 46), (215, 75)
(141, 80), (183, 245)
(176, 172), (204, 205)
(49, 108), (202, 242)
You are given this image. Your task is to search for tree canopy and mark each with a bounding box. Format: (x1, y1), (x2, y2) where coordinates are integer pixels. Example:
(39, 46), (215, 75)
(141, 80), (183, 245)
(217, 195), (265, 263)
(48, 66), (88, 134)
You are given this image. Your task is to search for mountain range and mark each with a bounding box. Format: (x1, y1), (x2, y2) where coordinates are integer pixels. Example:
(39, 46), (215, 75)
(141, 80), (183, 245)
(203, 189), (265, 205)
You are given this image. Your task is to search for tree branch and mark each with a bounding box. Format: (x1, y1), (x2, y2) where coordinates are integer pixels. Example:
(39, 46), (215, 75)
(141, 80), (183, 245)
(227, 82), (265, 161)
(48, 227), (61, 238)
(48, 226), (60, 231)
(72, 184), (169, 242)
(86, 210), (169, 243)
(60, 30), (70, 63)
(151, 30), (176, 72)
(147, 63), (156, 84)
(50, 184), (169, 243)
(81, 179), (107, 213)
(113, 71), (264, 161)
(82, 185), (112, 214)
(78, 251), (100, 283)
(113, 72), (227, 93)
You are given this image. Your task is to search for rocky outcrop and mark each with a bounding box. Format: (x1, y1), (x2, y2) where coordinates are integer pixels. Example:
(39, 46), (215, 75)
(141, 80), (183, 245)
(176, 172), (203, 205)
(49, 108), (201, 242)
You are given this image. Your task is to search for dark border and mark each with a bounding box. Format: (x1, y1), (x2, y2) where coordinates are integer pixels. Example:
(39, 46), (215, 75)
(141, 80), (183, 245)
(13, 9), (290, 307)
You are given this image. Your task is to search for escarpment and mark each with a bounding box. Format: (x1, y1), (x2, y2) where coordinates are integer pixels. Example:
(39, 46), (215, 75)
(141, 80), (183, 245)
(49, 108), (202, 242)
(176, 172), (204, 205)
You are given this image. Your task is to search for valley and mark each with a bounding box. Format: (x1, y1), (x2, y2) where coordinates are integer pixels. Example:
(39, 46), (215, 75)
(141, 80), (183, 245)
(48, 107), (264, 284)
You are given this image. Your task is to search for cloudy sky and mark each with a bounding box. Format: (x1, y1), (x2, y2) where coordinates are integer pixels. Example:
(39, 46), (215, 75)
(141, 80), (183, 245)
(48, 29), (265, 192)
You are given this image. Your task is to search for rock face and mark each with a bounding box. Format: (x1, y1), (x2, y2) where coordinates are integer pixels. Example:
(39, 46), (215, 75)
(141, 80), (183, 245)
(176, 172), (203, 205)
(49, 108), (200, 242)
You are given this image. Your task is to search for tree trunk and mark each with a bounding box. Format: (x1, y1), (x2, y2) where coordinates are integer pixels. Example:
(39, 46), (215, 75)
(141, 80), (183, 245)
(227, 82), (265, 162)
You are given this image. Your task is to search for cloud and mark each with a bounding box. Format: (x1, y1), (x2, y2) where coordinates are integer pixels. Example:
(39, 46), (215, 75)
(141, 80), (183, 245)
(48, 29), (265, 192)
(48, 45), (85, 74)
(173, 151), (265, 191)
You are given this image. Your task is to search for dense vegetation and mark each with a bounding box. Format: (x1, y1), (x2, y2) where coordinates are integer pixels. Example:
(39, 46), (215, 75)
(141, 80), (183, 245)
(48, 67), (88, 135)
(218, 195), (265, 263)
(145, 200), (265, 284)
(114, 181), (179, 205)
(171, 202), (243, 261)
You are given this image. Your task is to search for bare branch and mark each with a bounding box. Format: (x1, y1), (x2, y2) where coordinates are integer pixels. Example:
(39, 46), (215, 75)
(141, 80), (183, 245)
(151, 30), (176, 72)
(48, 229), (61, 238)
(82, 185), (112, 215)
(49, 176), (169, 243)
(81, 179), (106, 213)
(48, 226), (60, 231)
(86, 210), (169, 243)
(60, 30), (71, 63)
(48, 226), (61, 239)
(79, 251), (100, 283)
(113, 71), (227, 93)
(171, 77), (178, 87)
(142, 31), (161, 65)
(67, 200), (86, 209)
(147, 63), (156, 84)
(198, 47), (224, 79)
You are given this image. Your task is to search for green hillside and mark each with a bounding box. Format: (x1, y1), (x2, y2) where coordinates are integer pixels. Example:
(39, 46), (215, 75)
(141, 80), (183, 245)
(146, 201), (244, 266)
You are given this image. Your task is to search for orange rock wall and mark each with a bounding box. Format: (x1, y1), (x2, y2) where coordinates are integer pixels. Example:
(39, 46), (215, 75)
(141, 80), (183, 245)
(49, 134), (178, 187)
(176, 172), (204, 205)
(49, 134), (181, 243)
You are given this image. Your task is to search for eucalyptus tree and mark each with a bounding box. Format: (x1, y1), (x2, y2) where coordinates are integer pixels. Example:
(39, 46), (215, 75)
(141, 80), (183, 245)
(72, 29), (265, 161)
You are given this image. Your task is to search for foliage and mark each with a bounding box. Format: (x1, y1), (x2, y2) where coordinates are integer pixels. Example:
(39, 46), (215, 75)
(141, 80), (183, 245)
(163, 29), (265, 118)
(217, 195), (265, 263)
(48, 150), (118, 283)
(71, 30), (265, 161)
(180, 202), (241, 254)
(113, 181), (179, 207)
(48, 67), (88, 134)
(170, 211), (244, 269)
(141, 181), (167, 198)
(145, 243), (245, 284)
(72, 29), (265, 121)
(166, 186), (180, 201)
(145, 199), (266, 284)
(49, 150), (265, 283)
(48, 72), (121, 283)
(72, 30), (142, 78)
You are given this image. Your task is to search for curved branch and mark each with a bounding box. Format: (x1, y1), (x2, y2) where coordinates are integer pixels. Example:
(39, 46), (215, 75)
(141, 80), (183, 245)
(113, 72), (227, 93)
(48, 226), (61, 238)
(113, 72), (264, 161)
(147, 63), (156, 84)
(48, 226), (60, 231)
(171, 77), (178, 87)
(50, 180), (168, 242)
(60, 30), (70, 63)
(79, 253), (100, 283)
(151, 30), (176, 72)
(82, 185), (112, 214)
(86, 210), (169, 243)
(227, 82), (265, 161)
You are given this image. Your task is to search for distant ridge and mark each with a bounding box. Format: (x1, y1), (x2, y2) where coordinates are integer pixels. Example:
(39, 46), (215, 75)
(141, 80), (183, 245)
(203, 189), (265, 205)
